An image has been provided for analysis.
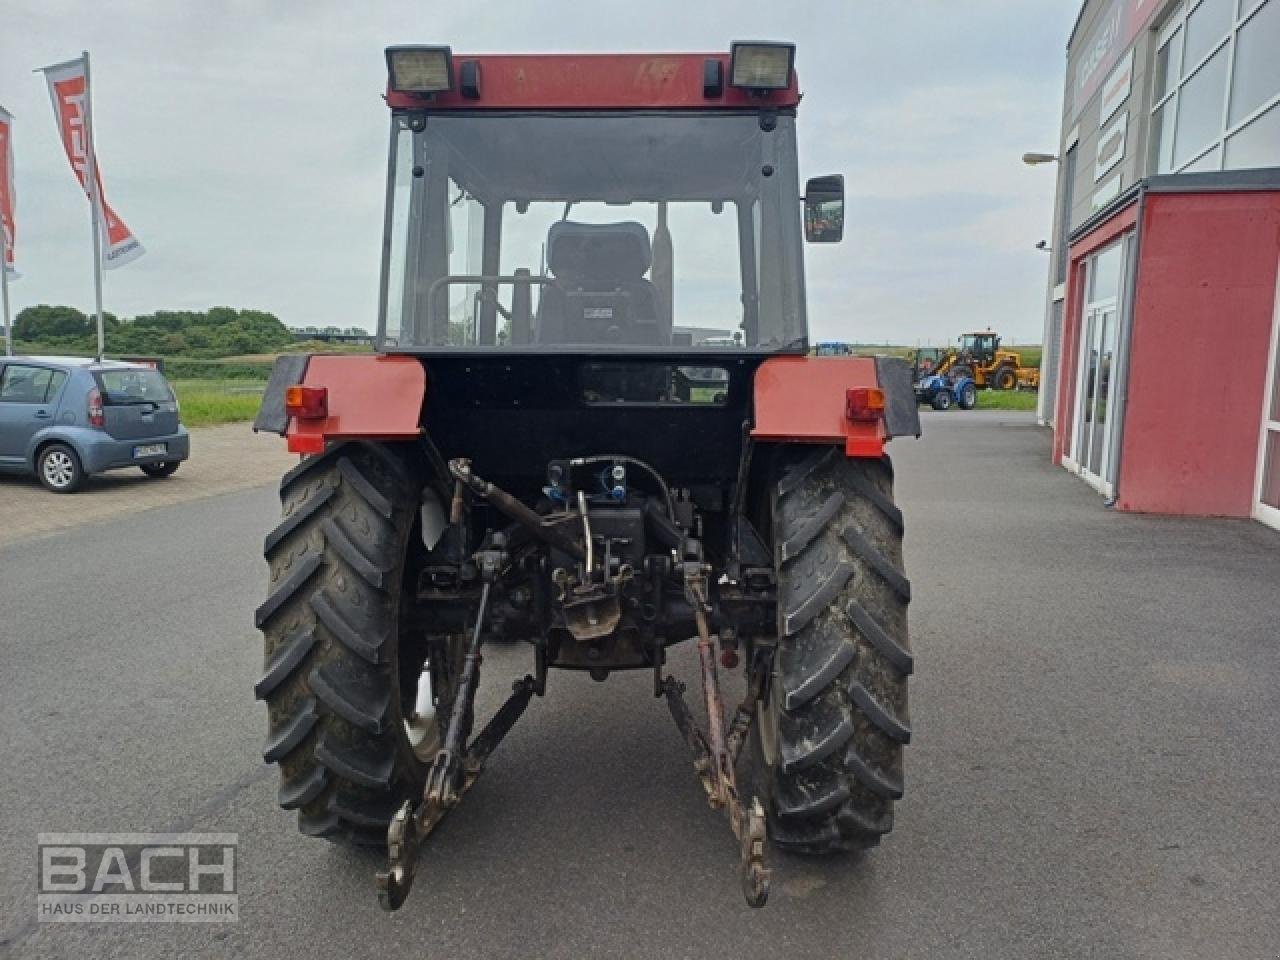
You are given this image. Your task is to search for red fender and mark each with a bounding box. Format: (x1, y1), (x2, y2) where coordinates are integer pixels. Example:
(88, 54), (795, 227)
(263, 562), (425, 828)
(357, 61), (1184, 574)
(284, 355), (425, 454)
(751, 355), (888, 458)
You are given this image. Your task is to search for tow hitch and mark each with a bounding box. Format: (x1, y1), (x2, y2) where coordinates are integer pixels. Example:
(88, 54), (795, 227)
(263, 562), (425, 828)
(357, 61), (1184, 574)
(377, 538), (537, 912)
(377, 465), (774, 912)
(661, 559), (771, 907)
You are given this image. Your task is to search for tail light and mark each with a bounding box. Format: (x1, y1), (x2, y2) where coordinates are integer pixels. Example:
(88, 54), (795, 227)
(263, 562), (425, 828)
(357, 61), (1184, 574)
(285, 384), (328, 420)
(87, 387), (105, 428)
(846, 387), (886, 422)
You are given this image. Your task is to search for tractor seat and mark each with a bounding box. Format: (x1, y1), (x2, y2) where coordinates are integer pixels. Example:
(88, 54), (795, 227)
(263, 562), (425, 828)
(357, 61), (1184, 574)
(536, 221), (668, 346)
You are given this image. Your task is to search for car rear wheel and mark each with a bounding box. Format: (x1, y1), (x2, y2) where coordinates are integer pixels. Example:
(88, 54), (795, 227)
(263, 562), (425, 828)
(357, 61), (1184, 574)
(38, 443), (85, 494)
(140, 461), (180, 478)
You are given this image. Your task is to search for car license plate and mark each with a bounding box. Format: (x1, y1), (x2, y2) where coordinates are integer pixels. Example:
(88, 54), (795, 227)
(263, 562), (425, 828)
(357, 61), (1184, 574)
(134, 443), (167, 458)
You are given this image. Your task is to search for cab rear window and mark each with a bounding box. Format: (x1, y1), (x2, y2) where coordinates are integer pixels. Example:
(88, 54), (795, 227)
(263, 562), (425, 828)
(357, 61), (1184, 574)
(94, 369), (175, 404)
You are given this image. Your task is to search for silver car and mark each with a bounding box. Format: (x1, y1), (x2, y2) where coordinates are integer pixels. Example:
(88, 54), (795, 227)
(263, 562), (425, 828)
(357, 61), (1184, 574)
(0, 356), (190, 493)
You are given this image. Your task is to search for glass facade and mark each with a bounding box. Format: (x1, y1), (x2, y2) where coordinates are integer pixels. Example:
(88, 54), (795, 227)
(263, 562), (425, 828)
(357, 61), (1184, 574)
(1150, 0), (1280, 174)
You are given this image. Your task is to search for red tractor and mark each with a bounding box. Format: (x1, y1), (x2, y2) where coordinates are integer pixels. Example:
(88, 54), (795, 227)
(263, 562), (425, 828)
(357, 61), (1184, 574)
(253, 42), (918, 911)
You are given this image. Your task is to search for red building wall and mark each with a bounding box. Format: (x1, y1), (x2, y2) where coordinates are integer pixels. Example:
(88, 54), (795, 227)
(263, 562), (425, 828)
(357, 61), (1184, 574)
(1117, 191), (1280, 516)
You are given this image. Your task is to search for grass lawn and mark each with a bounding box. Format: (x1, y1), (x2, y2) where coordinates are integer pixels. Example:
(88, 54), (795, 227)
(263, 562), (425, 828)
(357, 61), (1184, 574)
(173, 379), (266, 427)
(976, 389), (1039, 411)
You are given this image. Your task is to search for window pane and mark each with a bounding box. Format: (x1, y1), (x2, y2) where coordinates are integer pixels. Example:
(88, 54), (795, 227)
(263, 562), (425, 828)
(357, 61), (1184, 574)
(0, 365), (54, 403)
(1272, 316), (1280, 421)
(45, 370), (67, 403)
(1262, 430), (1280, 509)
(1088, 243), (1124, 302)
(1153, 27), (1183, 102)
(1150, 100), (1177, 172)
(1229, 0), (1280, 125)
(1183, 144), (1223, 170)
(1174, 45), (1229, 167)
(381, 122), (414, 346)
(96, 370), (174, 403)
(1184, 0), (1233, 69)
(1224, 102), (1280, 167)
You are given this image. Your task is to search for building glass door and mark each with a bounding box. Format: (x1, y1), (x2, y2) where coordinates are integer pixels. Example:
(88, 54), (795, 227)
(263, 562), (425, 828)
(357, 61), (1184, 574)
(1070, 241), (1125, 494)
(1256, 266), (1280, 530)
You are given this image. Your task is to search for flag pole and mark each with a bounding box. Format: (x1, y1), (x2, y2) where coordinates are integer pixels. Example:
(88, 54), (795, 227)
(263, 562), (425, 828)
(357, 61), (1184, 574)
(81, 50), (106, 361)
(1, 228), (12, 356)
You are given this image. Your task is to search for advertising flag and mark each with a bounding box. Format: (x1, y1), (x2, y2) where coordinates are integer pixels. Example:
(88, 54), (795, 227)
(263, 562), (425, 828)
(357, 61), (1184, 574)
(40, 56), (144, 269)
(0, 105), (15, 276)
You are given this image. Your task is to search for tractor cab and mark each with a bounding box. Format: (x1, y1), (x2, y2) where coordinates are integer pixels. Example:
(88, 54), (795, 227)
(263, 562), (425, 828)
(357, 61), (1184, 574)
(378, 47), (842, 356)
(958, 331), (1000, 364)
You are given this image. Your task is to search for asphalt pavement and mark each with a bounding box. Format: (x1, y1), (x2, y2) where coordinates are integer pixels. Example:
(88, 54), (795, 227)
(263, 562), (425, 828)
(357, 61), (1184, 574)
(2, 411), (1278, 959)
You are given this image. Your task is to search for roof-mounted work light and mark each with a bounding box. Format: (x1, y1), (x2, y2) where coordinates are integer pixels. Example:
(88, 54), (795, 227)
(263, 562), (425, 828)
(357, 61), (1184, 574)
(728, 42), (795, 91)
(385, 46), (454, 95)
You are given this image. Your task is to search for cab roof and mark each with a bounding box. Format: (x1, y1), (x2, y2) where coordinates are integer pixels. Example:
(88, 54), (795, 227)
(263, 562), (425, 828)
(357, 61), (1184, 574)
(385, 53), (801, 112)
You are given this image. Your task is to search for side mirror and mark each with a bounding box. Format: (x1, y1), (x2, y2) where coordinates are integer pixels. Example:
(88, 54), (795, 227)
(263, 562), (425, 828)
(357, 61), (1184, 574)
(803, 174), (844, 243)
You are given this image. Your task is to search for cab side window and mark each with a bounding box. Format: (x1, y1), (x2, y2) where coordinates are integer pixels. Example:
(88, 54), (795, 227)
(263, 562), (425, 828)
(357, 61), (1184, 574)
(0, 365), (66, 404)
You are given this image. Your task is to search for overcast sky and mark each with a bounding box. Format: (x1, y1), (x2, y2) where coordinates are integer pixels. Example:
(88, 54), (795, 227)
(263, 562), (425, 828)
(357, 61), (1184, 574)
(1, 1), (1077, 346)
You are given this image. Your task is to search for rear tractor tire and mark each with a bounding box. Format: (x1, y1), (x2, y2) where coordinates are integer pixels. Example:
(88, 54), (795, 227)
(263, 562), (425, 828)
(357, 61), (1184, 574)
(993, 366), (1018, 391)
(750, 447), (912, 854)
(254, 442), (461, 846)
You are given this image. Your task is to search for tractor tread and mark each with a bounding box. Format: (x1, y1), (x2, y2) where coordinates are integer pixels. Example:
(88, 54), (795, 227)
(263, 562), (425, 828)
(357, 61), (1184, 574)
(327, 790), (402, 830)
(846, 599), (914, 675)
(258, 442), (440, 850)
(278, 765), (328, 810)
(780, 621), (855, 711)
(844, 744), (905, 799)
(280, 449), (339, 496)
(321, 516), (389, 590)
(311, 590), (383, 665)
(297, 810), (343, 839)
(264, 483), (335, 554)
(309, 664), (390, 735)
(840, 524), (912, 602)
(779, 558), (855, 637)
(842, 467), (904, 534)
(254, 625), (318, 701)
(314, 731), (395, 790)
(779, 491), (844, 562)
(262, 696), (320, 764)
(338, 455), (395, 519)
(776, 447), (837, 498)
(848, 680), (912, 743)
(779, 702), (855, 774)
(254, 552), (324, 629)
(754, 450), (910, 855)
(774, 769), (851, 820)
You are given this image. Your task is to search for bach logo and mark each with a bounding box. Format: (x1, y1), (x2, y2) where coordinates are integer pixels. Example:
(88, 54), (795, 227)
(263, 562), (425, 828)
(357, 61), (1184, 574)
(37, 833), (238, 923)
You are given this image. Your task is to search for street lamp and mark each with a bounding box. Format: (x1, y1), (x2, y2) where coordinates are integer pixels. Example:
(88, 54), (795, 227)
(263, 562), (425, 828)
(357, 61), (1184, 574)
(1035, 240), (1051, 253)
(1022, 152), (1059, 165)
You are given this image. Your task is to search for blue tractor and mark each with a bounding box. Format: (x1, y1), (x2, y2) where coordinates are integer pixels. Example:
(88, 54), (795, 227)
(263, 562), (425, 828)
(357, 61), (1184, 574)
(911, 347), (976, 410)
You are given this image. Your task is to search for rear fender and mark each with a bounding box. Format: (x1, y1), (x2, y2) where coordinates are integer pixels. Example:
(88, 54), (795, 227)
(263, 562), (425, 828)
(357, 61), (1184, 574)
(254, 354), (425, 454)
(751, 355), (920, 457)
